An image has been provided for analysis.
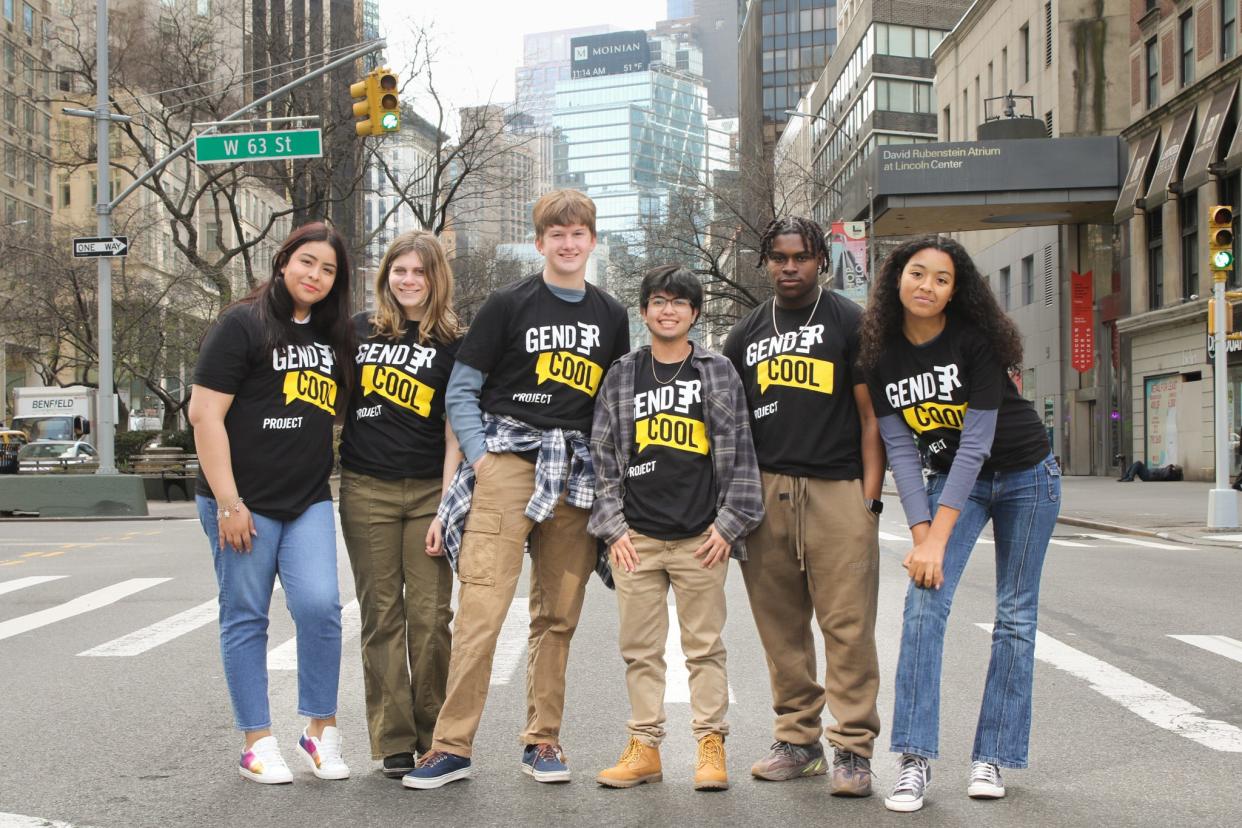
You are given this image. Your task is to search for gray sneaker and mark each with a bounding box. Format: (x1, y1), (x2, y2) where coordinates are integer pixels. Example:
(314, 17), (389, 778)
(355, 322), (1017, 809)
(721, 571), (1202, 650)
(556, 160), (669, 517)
(967, 761), (1005, 799)
(750, 740), (827, 781)
(831, 749), (873, 797)
(884, 753), (931, 813)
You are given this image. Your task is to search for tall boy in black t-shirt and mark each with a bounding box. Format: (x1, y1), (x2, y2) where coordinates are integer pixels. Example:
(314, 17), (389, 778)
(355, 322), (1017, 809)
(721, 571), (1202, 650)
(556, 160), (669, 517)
(405, 190), (630, 789)
(722, 217), (884, 797)
(588, 265), (763, 792)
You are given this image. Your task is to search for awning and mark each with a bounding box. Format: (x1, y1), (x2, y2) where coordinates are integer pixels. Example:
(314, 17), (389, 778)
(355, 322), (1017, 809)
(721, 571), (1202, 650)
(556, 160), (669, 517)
(1143, 108), (1195, 209)
(1227, 102), (1242, 173)
(1113, 130), (1160, 223)
(1183, 83), (1237, 191)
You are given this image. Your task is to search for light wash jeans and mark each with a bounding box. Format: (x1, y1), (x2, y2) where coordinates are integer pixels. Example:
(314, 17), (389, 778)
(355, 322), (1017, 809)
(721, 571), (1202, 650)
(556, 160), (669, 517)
(889, 453), (1060, 768)
(198, 496), (342, 731)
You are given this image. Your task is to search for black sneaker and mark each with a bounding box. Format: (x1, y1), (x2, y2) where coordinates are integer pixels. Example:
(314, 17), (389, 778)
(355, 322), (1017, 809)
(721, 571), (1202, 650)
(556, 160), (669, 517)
(382, 752), (417, 778)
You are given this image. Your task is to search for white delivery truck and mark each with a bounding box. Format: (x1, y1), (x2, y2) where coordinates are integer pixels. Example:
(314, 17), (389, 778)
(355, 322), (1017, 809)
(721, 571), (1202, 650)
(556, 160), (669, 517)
(10, 386), (115, 445)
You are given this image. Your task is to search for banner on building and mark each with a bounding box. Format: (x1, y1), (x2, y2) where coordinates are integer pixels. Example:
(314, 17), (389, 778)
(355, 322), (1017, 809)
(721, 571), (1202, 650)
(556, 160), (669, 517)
(570, 31), (650, 79)
(830, 221), (869, 304)
(1070, 270), (1094, 373)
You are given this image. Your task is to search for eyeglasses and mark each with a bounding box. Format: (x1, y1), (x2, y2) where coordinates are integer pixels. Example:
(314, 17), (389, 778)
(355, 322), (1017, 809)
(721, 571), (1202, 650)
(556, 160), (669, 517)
(766, 253), (818, 265)
(647, 297), (694, 310)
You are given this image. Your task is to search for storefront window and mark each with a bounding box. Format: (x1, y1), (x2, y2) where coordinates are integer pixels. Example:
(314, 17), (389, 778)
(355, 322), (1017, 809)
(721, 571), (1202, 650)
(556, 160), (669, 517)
(1144, 374), (1180, 465)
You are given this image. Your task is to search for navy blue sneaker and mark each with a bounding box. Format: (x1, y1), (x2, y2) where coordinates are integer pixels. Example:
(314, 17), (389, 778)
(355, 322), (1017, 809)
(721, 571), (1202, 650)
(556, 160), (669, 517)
(521, 743), (570, 783)
(402, 751), (472, 789)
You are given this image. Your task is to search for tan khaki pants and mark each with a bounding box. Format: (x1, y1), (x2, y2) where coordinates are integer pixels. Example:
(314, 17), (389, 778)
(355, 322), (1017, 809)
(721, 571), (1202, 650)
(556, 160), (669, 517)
(339, 470), (453, 758)
(431, 452), (596, 756)
(740, 473), (881, 756)
(613, 530), (729, 746)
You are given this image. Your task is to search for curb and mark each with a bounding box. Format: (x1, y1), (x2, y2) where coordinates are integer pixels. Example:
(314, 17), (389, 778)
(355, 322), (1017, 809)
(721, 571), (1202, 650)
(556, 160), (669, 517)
(1053, 515), (1178, 540)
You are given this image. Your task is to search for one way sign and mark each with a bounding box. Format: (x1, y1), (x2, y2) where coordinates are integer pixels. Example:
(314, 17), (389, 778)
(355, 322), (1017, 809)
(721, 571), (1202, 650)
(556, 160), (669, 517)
(72, 236), (129, 258)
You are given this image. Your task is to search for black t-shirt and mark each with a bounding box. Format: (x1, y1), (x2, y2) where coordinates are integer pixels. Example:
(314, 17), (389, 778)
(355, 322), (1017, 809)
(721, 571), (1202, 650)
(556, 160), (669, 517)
(455, 274), (630, 432)
(623, 350), (717, 540)
(338, 313), (459, 480)
(194, 304), (339, 520)
(868, 318), (1049, 473)
(723, 290), (863, 479)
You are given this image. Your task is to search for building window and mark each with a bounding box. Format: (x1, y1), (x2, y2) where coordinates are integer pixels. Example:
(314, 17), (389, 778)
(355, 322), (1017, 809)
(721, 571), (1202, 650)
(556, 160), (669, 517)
(3, 0), (12, 23)
(1020, 23), (1030, 84)
(22, 2), (32, 33)
(59, 174), (69, 207)
(1001, 46), (1009, 92)
(1145, 38), (1159, 108)
(1224, 1), (1238, 60)
(1022, 255), (1035, 306)
(1180, 12), (1194, 87)
(1180, 192), (1199, 299)
(1147, 207), (1164, 310)
(1000, 265), (1012, 310)
(942, 104), (951, 141)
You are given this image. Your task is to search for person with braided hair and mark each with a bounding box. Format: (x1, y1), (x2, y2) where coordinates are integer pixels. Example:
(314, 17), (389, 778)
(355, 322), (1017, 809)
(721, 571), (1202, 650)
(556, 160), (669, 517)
(722, 216), (884, 797)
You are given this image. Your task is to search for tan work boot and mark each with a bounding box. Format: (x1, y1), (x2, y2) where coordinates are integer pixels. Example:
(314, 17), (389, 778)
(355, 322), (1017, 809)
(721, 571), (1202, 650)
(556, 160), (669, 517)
(596, 737), (663, 788)
(694, 732), (729, 791)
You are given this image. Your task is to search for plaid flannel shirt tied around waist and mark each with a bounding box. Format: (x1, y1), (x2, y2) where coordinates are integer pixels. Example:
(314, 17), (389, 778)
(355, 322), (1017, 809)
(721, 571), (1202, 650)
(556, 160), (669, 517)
(436, 412), (613, 587)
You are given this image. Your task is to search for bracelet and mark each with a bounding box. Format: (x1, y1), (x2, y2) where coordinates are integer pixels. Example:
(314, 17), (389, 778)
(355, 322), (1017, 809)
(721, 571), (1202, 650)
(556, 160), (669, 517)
(218, 497), (245, 520)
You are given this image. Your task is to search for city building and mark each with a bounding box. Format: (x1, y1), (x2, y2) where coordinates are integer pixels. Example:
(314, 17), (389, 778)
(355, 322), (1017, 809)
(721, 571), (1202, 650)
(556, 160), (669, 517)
(448, 105), (539, 255)
(1115, 1), (1242, 480)
(552, 29), (710, 239)
(664, 0), (740, 117)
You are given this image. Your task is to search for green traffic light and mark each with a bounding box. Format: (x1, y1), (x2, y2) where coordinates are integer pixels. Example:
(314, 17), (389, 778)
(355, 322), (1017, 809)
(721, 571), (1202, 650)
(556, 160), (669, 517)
(1214, 250), (1235, 269)
(381, 112), (399, 131)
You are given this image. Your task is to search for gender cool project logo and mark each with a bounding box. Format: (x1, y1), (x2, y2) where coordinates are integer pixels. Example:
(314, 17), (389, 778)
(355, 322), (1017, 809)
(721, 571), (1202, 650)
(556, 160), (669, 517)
(527, 323), (604, 397)
(884, 364), (966, 434)
(276, 343), (338, 415)
(354, 340), (439, 417)
(745, 324), (835, 395)
(634, 380), (708, 455)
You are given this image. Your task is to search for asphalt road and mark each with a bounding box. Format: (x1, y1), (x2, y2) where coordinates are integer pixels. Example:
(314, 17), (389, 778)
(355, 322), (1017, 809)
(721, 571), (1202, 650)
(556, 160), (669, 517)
(1, 511), (1240, 827)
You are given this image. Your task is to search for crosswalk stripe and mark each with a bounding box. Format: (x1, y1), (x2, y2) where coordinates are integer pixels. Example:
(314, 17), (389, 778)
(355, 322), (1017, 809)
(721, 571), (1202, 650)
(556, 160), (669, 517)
(664, 604), (735, 704)
(0, 813), (84, 828)
(878, 531), (905, 542)
(491, 601), (531, 686)
(1084, 533), (1187, 550)
(0, 579), (170, 642)
(978, 624), (1242, 752)
(78, 584), (283, 658)
(1049, 538), (1093, 547)
(1169, 635), (1242, 664)
(268, 599), (361, 671)
(0, 575), (67, 596)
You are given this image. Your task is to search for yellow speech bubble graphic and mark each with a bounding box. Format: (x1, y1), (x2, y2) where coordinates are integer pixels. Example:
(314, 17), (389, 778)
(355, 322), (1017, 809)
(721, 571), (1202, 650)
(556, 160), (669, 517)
(360, 364), (435, 417)
(282, 370), (337, 415)
(901, 401), (968, 434)
(534, 350), (604, 397)
(635, 413), (710, 455)
(756, 355), (834, 394)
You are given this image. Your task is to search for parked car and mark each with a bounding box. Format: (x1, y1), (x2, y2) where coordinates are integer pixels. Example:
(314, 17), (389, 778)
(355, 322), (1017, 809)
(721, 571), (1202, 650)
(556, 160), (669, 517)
(0, 429), (28, 474)
(18, 440), (98, 472)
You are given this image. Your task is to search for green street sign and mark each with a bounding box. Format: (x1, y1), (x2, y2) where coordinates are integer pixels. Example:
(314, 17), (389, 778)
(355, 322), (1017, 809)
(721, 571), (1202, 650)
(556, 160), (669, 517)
(194, 128), (323, 165)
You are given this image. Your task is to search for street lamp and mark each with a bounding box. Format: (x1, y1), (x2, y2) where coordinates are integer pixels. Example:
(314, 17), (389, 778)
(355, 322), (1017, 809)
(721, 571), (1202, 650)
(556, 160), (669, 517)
(783, 109), (877, 283)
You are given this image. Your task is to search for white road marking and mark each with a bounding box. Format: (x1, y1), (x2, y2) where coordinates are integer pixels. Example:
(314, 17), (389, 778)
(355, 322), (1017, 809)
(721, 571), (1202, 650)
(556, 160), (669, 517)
(978, 624), (1242, 752)
(0, 814), (86, 827)
(268, 599), (360, 671)
(665, 604), (735, 704)
(0, 575), (67, 596)
(79, 584), (283, 658)
(0, 579), (170, 642)
(1084, 533), (1187, 550)
(491, 601), (531, 686)
(1048, 538), (1093, 547)
(1169, 635), (1242, 665)
(1200, 533), (1242, 542)
(878, 531), (906, 542)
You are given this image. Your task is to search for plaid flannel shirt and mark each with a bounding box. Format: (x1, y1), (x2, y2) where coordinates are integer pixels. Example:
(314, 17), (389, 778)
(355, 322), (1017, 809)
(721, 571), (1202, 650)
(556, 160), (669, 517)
(437, 412), (613, 587)
(587, 344), (764, 559)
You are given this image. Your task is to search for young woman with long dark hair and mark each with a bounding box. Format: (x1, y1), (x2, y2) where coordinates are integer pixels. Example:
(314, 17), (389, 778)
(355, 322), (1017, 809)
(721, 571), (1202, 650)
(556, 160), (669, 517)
(337, 230), (462, 779)
(858, 237), (1059, 813)
(188, 221), (355, 784)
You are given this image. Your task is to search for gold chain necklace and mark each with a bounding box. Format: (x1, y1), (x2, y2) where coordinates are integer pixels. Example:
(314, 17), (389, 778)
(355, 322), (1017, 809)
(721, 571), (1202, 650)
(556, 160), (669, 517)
(771, 286), (823, 335)
(650, 344), (693, 385)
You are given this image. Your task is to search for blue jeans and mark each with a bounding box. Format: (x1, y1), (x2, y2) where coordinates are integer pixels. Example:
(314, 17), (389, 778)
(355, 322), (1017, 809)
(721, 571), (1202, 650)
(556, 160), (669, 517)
(197, 496), (342, 731)
(889, 453), (1060, 768)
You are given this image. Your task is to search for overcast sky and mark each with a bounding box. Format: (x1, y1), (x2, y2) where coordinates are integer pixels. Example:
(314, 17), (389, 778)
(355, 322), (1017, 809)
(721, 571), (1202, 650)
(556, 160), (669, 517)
(383, 1), (670, 114)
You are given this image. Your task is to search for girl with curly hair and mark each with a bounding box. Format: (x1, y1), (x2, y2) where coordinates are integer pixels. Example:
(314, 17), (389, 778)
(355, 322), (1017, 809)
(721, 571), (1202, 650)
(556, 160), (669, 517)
(858, 237), (1059, 813)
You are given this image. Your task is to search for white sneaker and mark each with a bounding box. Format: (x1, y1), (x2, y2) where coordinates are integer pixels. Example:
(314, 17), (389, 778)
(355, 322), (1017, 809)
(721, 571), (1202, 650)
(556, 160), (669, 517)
(297, 726), (351, 780)
(239, 735), (293, 784)
(884, 753), (931, 813)
(968, 761), (1005, 799)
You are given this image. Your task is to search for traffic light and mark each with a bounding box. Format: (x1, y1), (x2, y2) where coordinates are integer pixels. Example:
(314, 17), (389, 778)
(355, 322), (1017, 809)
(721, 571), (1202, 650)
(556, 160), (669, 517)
(351, 68), (401, 137)
(1208, 204), (1234, 271)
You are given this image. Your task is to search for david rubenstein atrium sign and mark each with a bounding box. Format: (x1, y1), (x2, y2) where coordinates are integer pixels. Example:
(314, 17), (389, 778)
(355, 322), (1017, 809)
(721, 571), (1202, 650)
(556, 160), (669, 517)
(570, 30), (650, 79)
(876, 137), (1121, 193)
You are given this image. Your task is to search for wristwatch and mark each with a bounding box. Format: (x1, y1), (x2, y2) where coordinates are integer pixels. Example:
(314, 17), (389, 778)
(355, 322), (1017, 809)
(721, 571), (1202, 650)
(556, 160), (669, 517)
(865, 498), (884, 515)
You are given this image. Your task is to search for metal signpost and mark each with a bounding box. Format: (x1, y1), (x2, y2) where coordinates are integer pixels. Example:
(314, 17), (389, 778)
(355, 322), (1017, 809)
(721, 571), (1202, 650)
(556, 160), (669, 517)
(194, 128), (323, 165)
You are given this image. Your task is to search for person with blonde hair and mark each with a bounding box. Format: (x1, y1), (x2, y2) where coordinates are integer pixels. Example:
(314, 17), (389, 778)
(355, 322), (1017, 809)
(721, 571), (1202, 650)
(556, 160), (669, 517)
(338, 230), (463, 779)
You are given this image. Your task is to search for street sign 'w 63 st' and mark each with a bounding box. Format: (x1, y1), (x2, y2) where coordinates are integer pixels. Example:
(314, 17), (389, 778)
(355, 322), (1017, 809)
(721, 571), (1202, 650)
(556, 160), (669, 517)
(194, 128), (323, 165)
